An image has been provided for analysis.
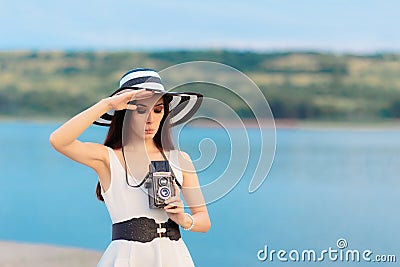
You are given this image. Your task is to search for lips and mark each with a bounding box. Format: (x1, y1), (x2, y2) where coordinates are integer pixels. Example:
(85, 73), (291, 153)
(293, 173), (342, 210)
(145, 129), (155, 134)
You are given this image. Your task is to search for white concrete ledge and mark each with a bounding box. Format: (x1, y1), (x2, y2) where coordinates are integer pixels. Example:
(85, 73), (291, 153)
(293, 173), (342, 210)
(0, 241), (102, 267)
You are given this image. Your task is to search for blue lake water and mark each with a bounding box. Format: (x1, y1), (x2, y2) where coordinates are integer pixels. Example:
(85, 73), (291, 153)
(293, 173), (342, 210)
(0, 122), (399, 266)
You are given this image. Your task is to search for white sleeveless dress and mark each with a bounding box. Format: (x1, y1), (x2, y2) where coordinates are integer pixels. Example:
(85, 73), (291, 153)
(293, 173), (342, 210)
(97, 147), (195, 267)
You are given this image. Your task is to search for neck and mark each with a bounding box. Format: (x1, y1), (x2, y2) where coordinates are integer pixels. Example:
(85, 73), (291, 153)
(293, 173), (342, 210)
(123, 137), (160, 153)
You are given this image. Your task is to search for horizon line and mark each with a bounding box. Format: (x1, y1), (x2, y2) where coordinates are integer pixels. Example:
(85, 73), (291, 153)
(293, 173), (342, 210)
(1, 47), (400, 56)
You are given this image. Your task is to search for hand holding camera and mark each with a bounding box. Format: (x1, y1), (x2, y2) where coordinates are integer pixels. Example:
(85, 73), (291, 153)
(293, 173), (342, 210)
(144, 159), (188, 227)
(164, 181), (189, 228)
(163, 181), (184, 212)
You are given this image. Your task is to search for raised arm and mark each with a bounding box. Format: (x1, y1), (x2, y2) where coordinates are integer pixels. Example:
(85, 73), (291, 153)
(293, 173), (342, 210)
(49, 89), (152, 171)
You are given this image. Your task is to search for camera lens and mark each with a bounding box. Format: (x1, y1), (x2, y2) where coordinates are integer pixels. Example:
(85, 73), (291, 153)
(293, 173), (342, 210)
(158, 186), (171, 200)
(158, 177), (168, 186)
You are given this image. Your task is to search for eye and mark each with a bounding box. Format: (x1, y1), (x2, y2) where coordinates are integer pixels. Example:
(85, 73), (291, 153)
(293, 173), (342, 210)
(154, 106), (163, 114)
(136, 107), (147, 114)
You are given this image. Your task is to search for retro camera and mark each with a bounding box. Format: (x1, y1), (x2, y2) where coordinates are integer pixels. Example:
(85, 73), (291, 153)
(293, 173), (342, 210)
(145, 161), (175, 209)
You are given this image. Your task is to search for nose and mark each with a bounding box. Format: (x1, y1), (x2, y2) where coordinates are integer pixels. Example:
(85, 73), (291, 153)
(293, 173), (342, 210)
(146, 110), (154, 123)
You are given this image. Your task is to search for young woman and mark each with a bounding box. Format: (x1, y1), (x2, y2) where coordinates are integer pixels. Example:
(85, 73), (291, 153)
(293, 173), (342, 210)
(49, 68), (211, 266)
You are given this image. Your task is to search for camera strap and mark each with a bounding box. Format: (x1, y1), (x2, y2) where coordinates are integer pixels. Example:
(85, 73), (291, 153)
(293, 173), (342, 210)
(160, 150), (182, 190)
(121, 146), (182, 190)
(121, 145), (149, 188)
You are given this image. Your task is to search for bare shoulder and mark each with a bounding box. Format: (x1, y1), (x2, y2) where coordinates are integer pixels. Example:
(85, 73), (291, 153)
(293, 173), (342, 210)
(175, 150), (195, 174)
(177, 150), (192, 161)
(176, 150), (194, 167)
(175, 150), (200, 189)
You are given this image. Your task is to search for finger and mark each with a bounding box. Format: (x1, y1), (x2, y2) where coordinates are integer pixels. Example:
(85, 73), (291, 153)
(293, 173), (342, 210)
(164, 204), (176, 211)
(126, 89), (148, 101)
(126, 104), (137, 110)
(165, 196), (180, 204)
(164, 205), (184, 213)
(134, 90), (155, 100)
(164, 198), (183, 208)
(115, 89), (146, 101)
(164, 208), (183, 214)
(166, 200), (183, 207)
(115, 89), (144, 96)
(164, 204), (179, 210)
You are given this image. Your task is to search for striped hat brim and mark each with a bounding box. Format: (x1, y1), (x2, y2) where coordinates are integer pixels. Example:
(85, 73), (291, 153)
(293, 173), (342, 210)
(93, 87), (203, 127)
(93, 68), (203, 127)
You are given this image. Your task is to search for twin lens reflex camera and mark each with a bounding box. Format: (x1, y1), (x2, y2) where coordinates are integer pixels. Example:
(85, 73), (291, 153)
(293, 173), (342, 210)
(144, 160), (176, 209)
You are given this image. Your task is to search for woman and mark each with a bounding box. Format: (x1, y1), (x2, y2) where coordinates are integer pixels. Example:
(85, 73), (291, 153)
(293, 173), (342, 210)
(49, 68), (211, 266)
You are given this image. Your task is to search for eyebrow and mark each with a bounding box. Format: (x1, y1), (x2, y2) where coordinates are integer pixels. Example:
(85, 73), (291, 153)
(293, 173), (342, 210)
(136, 103), (164, 107)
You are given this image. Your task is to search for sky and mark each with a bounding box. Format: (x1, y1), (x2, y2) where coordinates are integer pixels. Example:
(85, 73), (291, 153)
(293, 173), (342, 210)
(1, 0), (399, 52)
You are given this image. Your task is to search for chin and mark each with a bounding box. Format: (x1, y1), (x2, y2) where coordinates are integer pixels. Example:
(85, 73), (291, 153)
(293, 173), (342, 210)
(144, 134), (155, 140)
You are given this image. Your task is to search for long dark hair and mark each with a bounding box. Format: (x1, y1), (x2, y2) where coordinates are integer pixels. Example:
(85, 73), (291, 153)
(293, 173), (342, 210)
(96, 95), (174, 201)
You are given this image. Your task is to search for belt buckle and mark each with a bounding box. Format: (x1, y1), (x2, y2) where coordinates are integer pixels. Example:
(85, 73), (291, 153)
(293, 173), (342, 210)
(157, 223), (167, 238)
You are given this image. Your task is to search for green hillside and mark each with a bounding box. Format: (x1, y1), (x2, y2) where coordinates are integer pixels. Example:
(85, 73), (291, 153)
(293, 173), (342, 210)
(0, 50), (399, 122)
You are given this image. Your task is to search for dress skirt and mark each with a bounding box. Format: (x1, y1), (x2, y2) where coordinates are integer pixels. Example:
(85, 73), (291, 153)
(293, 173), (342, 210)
(97, 238), (195, 267)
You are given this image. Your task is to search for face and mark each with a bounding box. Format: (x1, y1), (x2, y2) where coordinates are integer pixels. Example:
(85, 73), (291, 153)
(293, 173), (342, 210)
(127, 95), (165, 140)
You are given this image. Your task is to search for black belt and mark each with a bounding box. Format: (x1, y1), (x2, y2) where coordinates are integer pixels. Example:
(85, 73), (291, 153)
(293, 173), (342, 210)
(112, 217), (181, 243)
